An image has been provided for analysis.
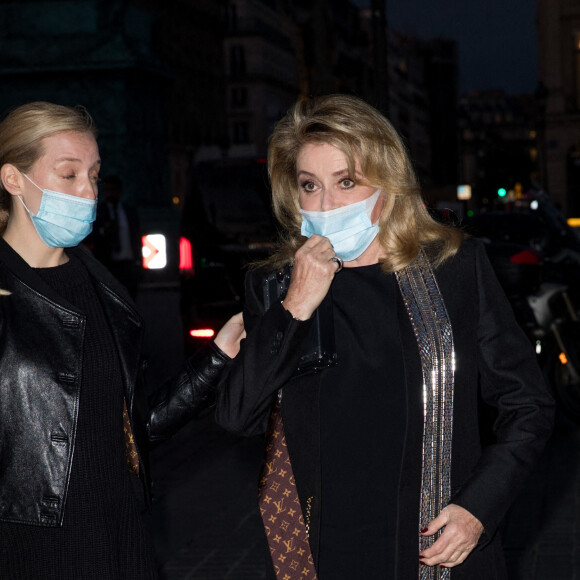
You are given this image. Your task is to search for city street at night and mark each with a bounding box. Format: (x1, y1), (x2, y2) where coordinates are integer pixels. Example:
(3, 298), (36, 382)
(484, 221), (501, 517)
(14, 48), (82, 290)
(1, 1), (579, 578)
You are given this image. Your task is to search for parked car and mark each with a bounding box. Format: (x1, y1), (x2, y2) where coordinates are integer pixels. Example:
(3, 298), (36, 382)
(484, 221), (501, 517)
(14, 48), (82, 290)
(179, 158), (277, 354)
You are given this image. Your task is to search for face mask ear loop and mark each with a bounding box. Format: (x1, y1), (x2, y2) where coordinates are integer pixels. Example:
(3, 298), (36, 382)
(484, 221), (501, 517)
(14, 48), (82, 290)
(21, 173), (43, 192)
(18, 173), (43, 217)
(17, 195), (33, 216)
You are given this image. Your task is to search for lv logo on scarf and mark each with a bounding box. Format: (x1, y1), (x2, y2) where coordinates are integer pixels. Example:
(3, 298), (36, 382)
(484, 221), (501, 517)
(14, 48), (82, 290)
(259, 393), (318, 580)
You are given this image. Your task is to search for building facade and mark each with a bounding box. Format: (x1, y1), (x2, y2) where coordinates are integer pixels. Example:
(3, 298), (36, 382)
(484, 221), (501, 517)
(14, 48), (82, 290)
(130, 0), (229, 205)
(0, 0), (171, 208)
(222, 0), (299, 159)
(459, 90), (538, 208)
(221, 0), (459, 194)
(379, 30), (459, 202)
(0, 0), (460, 212)
(537, 0), (580, 215)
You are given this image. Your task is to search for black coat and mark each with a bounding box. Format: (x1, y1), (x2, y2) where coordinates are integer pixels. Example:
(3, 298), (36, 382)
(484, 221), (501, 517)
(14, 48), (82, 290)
(0, 238), (229, 527)
(216, 238), (555, 579)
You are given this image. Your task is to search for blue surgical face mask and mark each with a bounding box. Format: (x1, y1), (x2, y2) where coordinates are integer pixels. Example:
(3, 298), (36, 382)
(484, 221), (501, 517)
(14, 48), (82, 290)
(300, 189), (382, 262)
(19, 174), (97, 248)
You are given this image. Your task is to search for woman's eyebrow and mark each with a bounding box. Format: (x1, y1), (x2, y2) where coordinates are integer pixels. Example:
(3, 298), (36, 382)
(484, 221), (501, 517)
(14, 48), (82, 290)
(296, 168), (363, 178)
(53, 157), (102, 169)
(54, 157), (83, 164)
(333, 168), (365, 180)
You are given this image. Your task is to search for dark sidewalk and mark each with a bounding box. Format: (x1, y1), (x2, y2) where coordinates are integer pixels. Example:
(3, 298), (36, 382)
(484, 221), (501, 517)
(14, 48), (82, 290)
(138, 287), (580, 580)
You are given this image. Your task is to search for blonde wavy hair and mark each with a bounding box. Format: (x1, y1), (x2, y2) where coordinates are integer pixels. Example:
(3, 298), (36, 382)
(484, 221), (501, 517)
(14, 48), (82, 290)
(265, 94), (464, 272)
(0, 101), (97, 235)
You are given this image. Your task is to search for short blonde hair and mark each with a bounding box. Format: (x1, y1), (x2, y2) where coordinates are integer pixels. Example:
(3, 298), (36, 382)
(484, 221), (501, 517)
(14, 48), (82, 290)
(266, 94), (464, 272)
(0, 101), (97, 233)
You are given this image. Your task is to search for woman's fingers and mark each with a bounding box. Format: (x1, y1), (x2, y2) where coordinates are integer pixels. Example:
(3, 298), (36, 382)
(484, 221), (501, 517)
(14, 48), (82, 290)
(214, 312), (246, 358)
(419, 504), (483, 568)
(282, 235), (339, 320)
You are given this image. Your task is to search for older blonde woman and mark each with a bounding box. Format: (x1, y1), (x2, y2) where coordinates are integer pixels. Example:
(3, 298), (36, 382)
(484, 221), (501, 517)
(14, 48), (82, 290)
(216, 94), (554, 579)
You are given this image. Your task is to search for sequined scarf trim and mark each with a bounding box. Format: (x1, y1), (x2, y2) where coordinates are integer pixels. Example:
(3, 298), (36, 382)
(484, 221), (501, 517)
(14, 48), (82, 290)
(396, 250), (455, 580)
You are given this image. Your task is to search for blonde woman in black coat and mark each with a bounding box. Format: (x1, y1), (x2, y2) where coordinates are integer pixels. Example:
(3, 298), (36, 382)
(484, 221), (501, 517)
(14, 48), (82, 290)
(216, 94), (554, 579)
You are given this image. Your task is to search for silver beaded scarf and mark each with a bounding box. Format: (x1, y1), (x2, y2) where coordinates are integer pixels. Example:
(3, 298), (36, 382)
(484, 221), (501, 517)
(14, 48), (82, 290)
(396, 250), (455, 580)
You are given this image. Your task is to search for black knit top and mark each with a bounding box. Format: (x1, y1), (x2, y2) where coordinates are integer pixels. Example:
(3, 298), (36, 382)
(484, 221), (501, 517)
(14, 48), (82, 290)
(317, 263), (406, 579)
(0, 254), (158, 579)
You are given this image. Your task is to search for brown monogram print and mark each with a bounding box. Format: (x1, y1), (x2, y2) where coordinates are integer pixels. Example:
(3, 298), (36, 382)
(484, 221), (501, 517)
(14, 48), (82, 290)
(259, 398), (317, 580)
(122, 398), (139, 476)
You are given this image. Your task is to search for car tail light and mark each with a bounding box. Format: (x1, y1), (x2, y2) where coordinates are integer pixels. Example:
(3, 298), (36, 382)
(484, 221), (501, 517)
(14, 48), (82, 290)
(509, 250), (539, 265)
(179, 236), (194, 275)
(190, 328), (215, 339)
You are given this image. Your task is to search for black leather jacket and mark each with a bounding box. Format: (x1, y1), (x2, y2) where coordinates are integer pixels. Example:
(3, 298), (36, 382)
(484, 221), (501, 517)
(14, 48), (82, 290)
(0, 239), (230, 527)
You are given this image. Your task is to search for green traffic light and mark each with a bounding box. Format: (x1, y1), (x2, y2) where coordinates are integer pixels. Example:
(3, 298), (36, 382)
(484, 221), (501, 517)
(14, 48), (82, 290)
(497, 187), (507, 197)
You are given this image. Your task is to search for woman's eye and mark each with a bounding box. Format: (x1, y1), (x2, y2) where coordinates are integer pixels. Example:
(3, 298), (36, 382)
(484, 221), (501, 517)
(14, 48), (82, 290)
(301, 181), (317, 193)
(340, 178), (355, 189)
(62, 174), (75, 180)
(91, 175), (101, 184)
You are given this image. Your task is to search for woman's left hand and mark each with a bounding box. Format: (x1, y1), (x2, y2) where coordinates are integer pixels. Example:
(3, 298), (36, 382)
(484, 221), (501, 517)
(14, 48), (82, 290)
(419, 504), (484, 568)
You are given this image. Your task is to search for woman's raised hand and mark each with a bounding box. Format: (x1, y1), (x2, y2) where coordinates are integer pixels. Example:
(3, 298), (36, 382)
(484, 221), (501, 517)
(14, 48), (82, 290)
(282, 235), (340, 321)
(214, 312), (246, 358)
(419, 503), (484, 568)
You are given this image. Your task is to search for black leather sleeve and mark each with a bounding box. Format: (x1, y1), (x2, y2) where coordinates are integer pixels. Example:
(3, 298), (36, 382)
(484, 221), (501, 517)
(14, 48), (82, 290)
(147, 341), (231, 442)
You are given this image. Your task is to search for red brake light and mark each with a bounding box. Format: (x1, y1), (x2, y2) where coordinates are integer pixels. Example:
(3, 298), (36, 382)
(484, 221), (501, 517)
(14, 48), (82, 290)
(509, 250), (539, 265)
(190, 329), (216, 339)
(179, 237), (194, 274)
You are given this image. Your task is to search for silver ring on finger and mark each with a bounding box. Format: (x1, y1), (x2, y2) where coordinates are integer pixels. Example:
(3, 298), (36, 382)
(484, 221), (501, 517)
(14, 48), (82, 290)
(331, 255), (344, 273)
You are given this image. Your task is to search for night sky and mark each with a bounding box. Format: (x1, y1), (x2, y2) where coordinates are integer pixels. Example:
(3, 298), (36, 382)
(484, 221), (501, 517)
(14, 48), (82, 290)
(354, 0), (537, 95)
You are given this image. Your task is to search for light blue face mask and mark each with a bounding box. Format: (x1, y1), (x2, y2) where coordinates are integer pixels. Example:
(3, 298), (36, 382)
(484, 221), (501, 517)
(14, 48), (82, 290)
(300, 189), (382, 262)
(19, 174), (97, 248)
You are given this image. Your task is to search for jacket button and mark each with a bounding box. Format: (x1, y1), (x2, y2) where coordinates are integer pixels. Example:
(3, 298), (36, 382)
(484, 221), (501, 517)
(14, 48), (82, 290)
(42, 496), (60, 508)
(276, 331), (284, 341)
(61, 316), (80, 328)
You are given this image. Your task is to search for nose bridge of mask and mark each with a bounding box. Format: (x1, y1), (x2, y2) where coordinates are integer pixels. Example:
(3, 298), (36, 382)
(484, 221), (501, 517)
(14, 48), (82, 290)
(301, 211), (369, 240)
(300, 189), (381, 228)
(40, 189), (96, 211)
